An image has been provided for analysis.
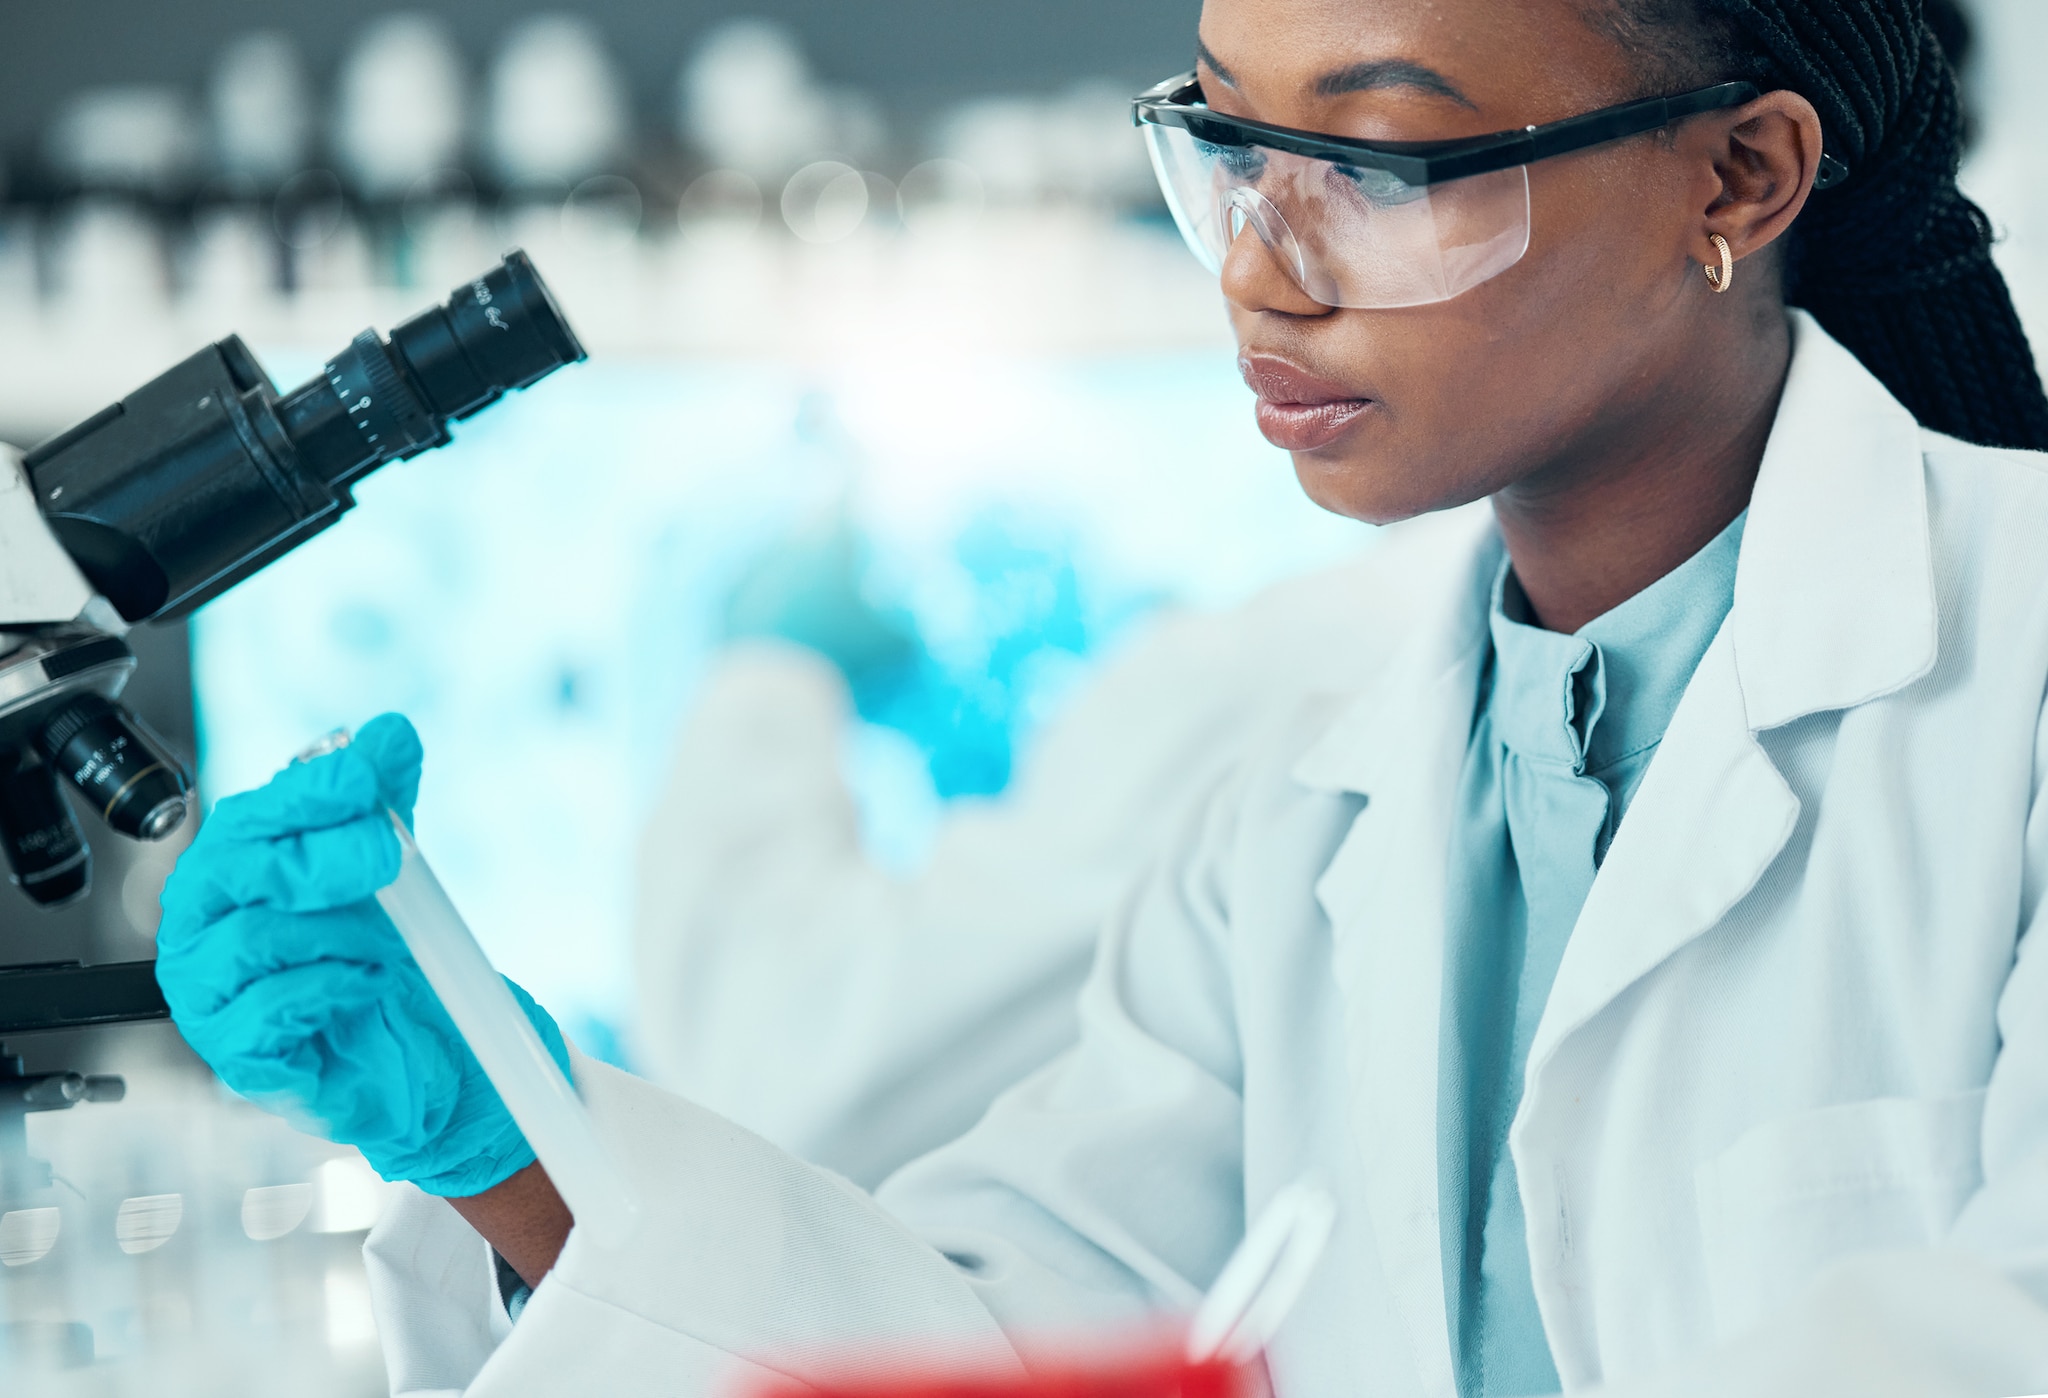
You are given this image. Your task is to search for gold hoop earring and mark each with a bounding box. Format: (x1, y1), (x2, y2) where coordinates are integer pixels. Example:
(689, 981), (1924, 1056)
(1704, 233), (1733, 293)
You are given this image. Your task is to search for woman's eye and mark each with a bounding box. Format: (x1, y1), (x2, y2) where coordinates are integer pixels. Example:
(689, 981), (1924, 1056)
(1334, 163), (1426, 207)
(1197, 140), (1266, 180)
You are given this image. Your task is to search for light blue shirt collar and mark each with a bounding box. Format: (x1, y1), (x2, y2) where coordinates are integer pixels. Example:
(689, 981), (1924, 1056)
(1485, 511), (1748, 783)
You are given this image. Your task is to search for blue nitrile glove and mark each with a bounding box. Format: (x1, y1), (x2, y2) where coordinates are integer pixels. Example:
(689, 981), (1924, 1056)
(155, 713), (569, 1198)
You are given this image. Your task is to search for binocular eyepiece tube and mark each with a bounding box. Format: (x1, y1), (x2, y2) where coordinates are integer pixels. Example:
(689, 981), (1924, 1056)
(22, 250), (587, 625)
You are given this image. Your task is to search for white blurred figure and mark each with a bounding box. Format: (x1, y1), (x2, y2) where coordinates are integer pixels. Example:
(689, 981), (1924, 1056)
(333, 14), (468, 202)
(209, 32), (311, 191)
(634, 550), (1392, 1187)
(677, 19), (884, 185)
(44, 87), (201, 198)
(485, 15), (629, 190)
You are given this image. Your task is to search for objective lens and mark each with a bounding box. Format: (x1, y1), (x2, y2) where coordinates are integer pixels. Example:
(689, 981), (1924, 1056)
(0, 748), (91, 906)
(38, 696), (192, 842)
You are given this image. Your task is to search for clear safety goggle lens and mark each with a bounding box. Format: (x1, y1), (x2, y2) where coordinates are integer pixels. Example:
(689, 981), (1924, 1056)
(1144, 123), (1532, 309)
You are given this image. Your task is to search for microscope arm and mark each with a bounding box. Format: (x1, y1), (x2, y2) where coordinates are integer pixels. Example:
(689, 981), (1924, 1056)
(0, 443), (96, 629)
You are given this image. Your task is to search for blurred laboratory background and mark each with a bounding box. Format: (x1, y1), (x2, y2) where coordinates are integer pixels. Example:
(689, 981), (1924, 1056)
(0, 0), (2043, 1391)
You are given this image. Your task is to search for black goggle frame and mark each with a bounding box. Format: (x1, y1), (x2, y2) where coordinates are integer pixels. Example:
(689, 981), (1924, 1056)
(1132, 73), (1851, 192)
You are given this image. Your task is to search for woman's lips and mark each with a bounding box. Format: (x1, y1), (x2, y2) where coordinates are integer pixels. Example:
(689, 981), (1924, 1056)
(1254, 398), (1374, 451)
(1240, 354), (1375, 452)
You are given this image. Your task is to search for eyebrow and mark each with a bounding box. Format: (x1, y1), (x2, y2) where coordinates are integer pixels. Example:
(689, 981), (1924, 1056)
(1194, 37), (1476, 112)
(1316, 58), (1476, 108)
(1194, 38), (1238, 87)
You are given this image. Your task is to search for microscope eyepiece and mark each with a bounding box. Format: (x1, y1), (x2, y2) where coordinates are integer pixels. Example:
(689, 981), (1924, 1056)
(22, 251), (587, 624)
(388, 250), (586, 420)
(38, 695), (192, 843)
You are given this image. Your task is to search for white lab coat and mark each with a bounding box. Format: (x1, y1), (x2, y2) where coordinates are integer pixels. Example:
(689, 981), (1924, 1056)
(366, 314), (2048, 1397)
(633, 548), (1402, 1187)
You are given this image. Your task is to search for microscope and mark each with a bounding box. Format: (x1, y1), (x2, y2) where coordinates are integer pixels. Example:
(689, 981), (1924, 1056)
(0, 251), (585, 1204)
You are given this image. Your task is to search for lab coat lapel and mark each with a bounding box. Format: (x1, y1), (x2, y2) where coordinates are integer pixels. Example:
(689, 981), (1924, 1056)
(1514, 318), (1939, 1384)
(1525, 312), (1938, 1085)
(1292, 505), (1498, 1398)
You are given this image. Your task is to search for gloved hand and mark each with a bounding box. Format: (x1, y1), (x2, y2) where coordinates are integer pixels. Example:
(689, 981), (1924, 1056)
(155, 713), (569, 1198)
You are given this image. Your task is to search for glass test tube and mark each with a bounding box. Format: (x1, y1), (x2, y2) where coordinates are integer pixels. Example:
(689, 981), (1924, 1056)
(373, 812), (641, 1249)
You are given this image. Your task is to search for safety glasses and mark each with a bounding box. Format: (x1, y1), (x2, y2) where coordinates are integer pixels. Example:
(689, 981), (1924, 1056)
(1132, 73), (1804, 309)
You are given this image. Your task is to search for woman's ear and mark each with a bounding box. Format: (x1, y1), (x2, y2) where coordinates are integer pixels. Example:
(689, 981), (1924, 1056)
(1692, 89), (1826, 272)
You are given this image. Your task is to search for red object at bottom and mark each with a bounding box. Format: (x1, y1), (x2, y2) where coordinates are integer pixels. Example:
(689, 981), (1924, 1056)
(747, 1349), (1262, 1398)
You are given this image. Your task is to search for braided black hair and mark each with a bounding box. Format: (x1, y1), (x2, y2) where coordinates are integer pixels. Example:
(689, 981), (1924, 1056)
(1608, 0), (2048, 451)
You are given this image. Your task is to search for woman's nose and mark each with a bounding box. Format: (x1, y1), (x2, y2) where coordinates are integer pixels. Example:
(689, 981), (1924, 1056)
(1219, 215), (1332, 319)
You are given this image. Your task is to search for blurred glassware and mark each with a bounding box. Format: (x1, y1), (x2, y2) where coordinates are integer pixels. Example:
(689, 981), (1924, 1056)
(209, 32), (312, 191)
(563, 174), (643, 252)
(782, 161), (870, 244)
(679, 19), (828, 183)
(934, 97), (1042, 205)
(494, 179), (571, 246)
(292, 213), (375, 293)
(46, 200), (167, 314)
(0, 1207), (59, 1267)
(677, 19), (884, 184)
(0, 1048), (394, 1393)
(43, 87), (201, 197)
(677, 168), (763, 240)
(112, 1194), (182, 1256)
(240, 1184), (313, 1242)
(333, 13), (468, 202)
(897, 159), (987, 233)
(935, 83), (1152, 207)
(401, 180), (491, 291)
(485, 15), (629, 189)
(401, 168), (479, 235)
(185, 208), (278, 304)
(1040, 81), (1155, 206)
(272, 169), (347, 250)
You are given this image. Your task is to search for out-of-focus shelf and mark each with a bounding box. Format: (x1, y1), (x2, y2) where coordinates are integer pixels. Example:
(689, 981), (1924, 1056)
(0, 210), (1231, 441)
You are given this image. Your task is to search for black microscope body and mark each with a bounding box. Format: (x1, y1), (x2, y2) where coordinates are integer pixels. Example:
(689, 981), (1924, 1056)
(0, 252), (585, 1189)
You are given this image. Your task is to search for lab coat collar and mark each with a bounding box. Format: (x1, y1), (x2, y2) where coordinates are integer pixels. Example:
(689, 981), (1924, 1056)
(1290, 309), (1937, 794)
(1285, 312), (1936, 1393)
(1289, 504), (1500, 798)
(1730, 310), (1938, 729)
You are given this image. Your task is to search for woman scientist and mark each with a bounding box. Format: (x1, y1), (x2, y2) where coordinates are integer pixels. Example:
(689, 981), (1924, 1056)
(155, 0), (2048, 1392)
